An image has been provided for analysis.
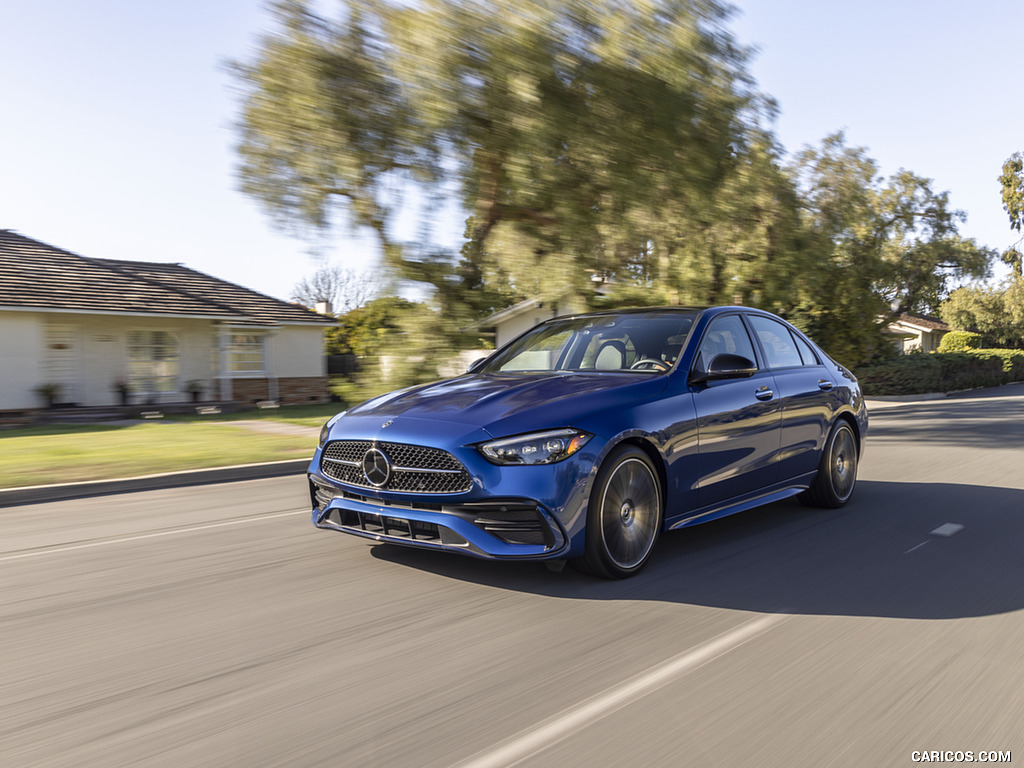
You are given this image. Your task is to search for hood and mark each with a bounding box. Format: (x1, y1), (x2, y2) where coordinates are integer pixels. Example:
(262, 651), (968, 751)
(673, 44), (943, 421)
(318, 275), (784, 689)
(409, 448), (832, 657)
(347, 372), (668, 437)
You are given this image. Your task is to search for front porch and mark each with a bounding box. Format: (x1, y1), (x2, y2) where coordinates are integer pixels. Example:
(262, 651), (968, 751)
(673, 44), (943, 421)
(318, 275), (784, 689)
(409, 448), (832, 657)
(1, 400), (245, 428)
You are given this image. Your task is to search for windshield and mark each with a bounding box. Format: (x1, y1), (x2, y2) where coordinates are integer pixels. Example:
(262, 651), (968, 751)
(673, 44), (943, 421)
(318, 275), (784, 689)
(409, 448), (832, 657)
(480, 311), (697, 374)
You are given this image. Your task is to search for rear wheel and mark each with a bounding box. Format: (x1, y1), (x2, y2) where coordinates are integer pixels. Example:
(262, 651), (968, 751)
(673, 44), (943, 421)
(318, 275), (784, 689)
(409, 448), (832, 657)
(800, 420), (858, 508)
(574, 445), (662, 579)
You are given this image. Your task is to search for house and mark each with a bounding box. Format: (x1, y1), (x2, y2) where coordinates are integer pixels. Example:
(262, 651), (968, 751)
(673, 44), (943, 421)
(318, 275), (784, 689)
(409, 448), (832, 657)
(887, 313), (951, 354)
(478, 296), (588, 349)
(0, 230), (335, 412)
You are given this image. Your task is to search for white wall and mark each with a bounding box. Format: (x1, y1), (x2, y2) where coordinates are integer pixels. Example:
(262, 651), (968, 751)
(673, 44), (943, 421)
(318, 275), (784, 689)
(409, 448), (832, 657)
(496, 309), (557, 348)
(494, 298), (581, 348)
(271, 326), (326, 378)
(2, 313), (223, 408)
(0, 311), (45, 409)
(1, 313), (328, 409)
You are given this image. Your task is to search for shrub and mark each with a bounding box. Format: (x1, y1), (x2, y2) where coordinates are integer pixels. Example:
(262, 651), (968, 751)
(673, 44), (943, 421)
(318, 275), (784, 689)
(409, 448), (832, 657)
(938, 330), (982, 352)
(978, 348), (1024, 380)
(857, 355), (940, 396)
(938, 352), (1005, 392)
(857, 351), (1008, 396)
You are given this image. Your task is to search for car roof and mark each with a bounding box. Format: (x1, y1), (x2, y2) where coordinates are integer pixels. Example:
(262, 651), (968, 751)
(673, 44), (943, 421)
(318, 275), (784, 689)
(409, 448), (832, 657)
(545, 305), (763, 322)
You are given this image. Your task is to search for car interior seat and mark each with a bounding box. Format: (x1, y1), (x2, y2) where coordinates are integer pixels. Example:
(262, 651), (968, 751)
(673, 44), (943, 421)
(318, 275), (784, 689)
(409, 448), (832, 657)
(594, 340), (626, 370)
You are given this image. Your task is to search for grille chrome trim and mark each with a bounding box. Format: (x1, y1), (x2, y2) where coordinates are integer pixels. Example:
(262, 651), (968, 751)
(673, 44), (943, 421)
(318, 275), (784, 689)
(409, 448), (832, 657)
(393, 466), (464, 474)
(320, 440), (473, 494)
(321, 457), (461, 475)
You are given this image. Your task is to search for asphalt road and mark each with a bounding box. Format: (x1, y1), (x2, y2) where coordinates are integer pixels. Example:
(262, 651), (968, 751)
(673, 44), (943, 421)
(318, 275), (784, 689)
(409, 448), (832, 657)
(3, 390), (1024, 767)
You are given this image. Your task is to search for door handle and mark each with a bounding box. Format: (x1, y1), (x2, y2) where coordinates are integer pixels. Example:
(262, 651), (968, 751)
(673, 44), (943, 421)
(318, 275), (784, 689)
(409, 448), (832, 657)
(817, 379), (834, 391)
(754, 386), (774, 401)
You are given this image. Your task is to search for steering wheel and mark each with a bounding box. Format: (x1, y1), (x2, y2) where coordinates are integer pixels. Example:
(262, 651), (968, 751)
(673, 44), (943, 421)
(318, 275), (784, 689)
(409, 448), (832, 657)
(630, 358), (670, 372)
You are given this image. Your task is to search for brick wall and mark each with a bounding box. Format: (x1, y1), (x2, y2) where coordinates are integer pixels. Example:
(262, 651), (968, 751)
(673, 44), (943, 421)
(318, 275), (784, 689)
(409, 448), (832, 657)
(229, 376), (329, 406)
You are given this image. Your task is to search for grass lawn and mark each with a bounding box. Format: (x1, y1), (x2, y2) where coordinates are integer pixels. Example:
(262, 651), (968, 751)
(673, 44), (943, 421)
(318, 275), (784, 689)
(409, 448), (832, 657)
(163, 403), (343, 427)
(0, 420), (320, 489)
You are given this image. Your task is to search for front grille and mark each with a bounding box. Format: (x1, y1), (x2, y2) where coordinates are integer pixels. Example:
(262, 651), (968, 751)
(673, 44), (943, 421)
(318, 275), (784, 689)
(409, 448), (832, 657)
(320, 440), (472, 494)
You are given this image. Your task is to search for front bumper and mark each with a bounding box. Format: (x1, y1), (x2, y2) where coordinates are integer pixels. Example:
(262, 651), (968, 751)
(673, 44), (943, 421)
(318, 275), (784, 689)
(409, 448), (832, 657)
(308, 412), (609, 560)
(311, 478), (569, 559)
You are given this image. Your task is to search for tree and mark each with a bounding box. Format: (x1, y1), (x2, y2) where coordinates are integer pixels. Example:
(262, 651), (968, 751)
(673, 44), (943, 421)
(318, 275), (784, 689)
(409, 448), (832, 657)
(291, 263), (382, 313)
(234, 3), (995, 372)
(999, 153), (1024, 276)
(1000, 152), (1024, 234)
(325, 295), (418, 356)
(233, 0), (758, 309)
(941, 279), (1024, 349)
(785, 133), (993, 365)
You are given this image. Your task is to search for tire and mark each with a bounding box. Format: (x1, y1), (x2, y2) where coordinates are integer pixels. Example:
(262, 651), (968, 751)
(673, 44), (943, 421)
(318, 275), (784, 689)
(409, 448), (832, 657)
(574, 445), (663, 579)
(800, 420), (858, 508)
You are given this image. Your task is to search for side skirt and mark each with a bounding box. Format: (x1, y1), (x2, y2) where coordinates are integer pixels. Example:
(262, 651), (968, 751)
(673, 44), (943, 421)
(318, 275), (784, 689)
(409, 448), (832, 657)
(665, 471), (817, 531)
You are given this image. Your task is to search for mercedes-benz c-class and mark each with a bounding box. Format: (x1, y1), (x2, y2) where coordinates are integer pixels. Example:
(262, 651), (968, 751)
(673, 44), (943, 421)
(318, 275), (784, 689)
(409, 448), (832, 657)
(309, 306), (866, 578)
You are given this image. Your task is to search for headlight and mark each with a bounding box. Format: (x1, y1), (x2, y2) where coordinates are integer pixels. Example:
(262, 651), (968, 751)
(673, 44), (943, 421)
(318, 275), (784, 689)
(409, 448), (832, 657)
(319, 412), (346, 447)
(479, 429), (592, 465)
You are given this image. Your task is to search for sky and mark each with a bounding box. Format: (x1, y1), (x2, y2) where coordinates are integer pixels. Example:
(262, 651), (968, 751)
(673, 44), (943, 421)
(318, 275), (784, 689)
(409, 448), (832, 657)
(2, 0), (1022, 304)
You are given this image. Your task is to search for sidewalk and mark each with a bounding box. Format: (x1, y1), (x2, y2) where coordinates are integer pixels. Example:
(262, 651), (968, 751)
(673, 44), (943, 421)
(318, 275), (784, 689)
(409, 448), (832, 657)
(866, 380), (1024, 409)
(0, 458), (311, 508)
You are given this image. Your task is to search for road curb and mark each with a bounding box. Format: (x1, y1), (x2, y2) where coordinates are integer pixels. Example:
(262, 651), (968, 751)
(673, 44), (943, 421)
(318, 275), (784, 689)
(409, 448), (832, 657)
(0, 459), (310, 508)
(866, 393), (948, 403)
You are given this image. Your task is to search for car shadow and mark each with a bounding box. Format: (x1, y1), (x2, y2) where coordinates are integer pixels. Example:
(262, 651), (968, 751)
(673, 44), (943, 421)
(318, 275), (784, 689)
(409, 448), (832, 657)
(369, 480), (1024, 620)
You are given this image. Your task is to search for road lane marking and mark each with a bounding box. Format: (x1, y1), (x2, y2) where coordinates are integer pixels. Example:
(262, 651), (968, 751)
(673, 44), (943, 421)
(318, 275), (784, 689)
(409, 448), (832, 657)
(0, 510), (306, 563)
(456, 612), (787, 768)
(931, 523), (964, 537)
(904, 542), (928, 554)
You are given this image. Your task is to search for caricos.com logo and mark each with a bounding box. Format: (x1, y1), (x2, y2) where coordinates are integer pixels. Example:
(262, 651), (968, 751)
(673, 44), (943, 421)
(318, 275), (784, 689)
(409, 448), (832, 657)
(911, 752), (1011, 763)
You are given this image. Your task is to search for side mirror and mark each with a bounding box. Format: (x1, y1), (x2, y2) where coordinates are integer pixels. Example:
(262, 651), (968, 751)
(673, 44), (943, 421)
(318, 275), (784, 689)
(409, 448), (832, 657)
(691, 353), (757, 384)
(467, 356), (490, 374)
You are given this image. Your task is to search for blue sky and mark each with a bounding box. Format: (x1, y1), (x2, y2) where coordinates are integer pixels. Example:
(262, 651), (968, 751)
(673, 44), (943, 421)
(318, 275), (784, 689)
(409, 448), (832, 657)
(2, 0), (1021, 303)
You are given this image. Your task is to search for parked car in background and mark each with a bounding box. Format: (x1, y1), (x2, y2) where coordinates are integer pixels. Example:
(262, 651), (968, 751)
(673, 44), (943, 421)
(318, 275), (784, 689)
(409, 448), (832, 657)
(309, 306), (867, 578)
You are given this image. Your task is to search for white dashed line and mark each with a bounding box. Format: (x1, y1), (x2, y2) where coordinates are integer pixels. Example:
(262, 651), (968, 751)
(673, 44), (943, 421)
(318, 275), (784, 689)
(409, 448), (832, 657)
(931, 523), (964, 537)
(456, 612), (787, 768)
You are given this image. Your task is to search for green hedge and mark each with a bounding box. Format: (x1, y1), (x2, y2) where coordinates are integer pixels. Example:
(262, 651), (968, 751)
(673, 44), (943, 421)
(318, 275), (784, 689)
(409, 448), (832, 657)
(858, 349), (1024, 396)
(981, 348), (1024, 380)
(937, 330), (982, 352)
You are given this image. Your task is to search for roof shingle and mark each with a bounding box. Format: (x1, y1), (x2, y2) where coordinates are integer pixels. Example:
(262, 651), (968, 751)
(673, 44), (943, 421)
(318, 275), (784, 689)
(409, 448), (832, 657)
(895, 313), (950, 332)
(0, 230), (333, 326)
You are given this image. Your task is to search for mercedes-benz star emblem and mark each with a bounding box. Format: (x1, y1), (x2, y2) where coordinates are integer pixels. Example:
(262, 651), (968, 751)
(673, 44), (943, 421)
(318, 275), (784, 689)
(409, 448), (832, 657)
(361, 447), (392, 487)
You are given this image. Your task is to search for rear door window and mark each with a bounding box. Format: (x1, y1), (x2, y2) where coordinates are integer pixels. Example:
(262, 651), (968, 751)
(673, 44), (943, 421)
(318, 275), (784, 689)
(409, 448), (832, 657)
(748, 315), (803, 369)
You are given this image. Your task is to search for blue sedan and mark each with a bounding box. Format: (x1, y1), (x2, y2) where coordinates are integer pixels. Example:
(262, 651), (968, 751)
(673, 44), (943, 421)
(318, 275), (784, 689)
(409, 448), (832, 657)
(309, 306), (867, 578)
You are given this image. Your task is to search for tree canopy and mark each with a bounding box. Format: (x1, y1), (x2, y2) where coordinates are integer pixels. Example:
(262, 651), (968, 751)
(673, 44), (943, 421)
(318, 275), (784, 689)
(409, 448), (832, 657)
(941, 280), (1024, 349)
(234, 0), (996, 371)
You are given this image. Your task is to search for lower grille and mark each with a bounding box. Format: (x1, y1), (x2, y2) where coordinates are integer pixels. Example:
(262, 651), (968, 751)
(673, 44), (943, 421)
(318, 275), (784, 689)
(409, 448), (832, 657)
(338, 508), (442, 541)
(313, 485), (557, 551)
(319, 506), (468, 547)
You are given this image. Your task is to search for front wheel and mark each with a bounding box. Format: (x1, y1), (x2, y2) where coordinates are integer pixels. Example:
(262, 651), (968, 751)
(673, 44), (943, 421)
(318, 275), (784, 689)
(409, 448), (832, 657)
(574, 445), (663, 579)
(800, 420), (858, 508)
